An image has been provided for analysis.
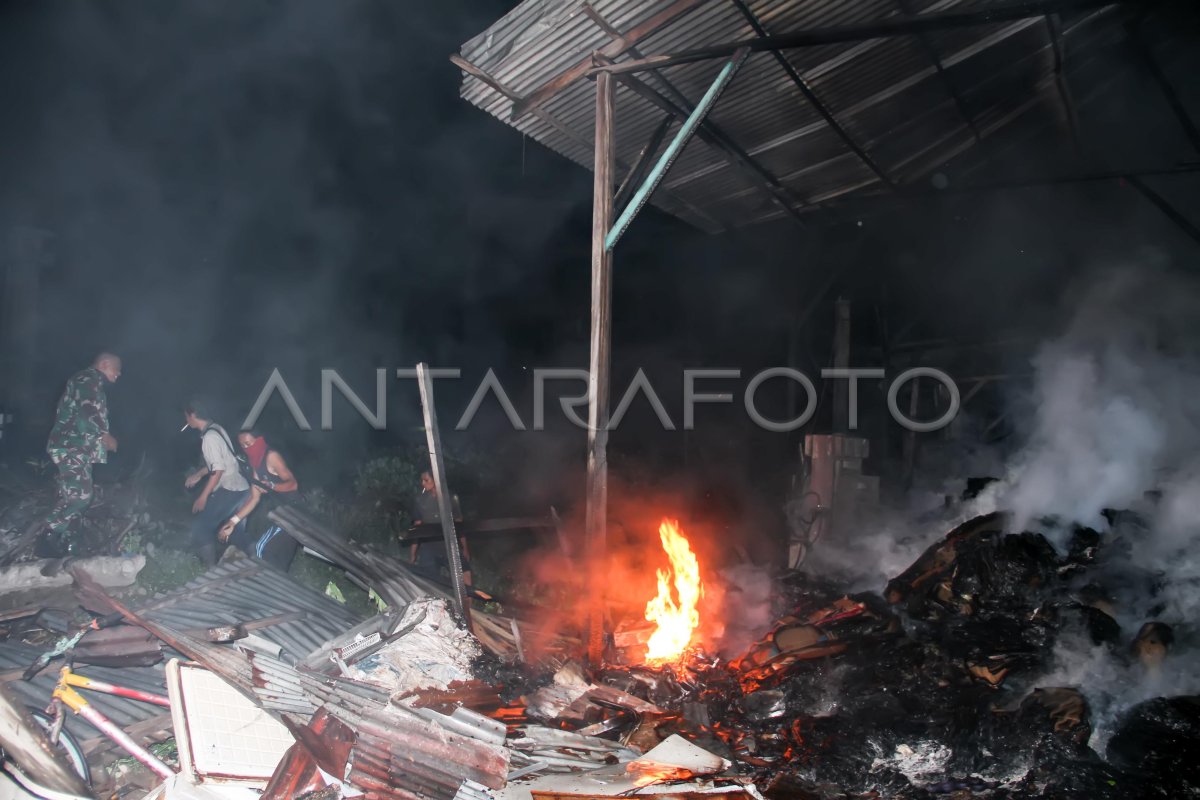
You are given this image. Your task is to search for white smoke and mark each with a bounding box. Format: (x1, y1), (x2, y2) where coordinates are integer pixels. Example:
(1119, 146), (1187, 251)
(980, 260), (1200, 748)
(973, 263), (1200, 539)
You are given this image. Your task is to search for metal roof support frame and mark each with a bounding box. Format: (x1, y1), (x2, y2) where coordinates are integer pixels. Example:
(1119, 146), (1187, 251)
(585, 0), (1120, 77)
(1123, 17), (1200, 156)
(729, 0), (895, 189)
(584, 4), (807, 225)
(599, 57), (809, 226)
(451, 53), (724, 231)
(512, 0), (708, 120)
(586, 69), (615, 666)
(1127, 175), (1200, 247)
(614, 114), (675, 213)
(606, 48), (751, 250)
(894, 0), (983, 145)
(1045, 13), (1082, 149)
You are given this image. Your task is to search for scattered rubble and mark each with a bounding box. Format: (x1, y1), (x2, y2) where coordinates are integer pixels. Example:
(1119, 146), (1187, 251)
(0, 504), (1194, 799)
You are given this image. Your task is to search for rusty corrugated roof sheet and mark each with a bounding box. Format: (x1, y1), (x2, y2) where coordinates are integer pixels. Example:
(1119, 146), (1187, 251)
(454, 0), (1128, 232)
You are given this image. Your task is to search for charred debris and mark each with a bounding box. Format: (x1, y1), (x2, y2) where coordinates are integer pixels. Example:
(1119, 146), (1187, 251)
(0, 487), (1195, 800)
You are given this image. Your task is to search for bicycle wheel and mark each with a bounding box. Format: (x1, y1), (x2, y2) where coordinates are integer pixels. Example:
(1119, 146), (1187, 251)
(25, 708), (90, 788)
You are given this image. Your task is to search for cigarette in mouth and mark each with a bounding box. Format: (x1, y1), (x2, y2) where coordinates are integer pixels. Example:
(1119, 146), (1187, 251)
(180, 423), (189, 432)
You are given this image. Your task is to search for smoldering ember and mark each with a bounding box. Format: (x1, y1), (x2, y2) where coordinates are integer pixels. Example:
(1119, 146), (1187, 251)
(0, 2), (1199, 800)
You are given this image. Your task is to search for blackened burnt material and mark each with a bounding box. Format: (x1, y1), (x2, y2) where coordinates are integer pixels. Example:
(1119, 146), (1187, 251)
(1107, 696), (1200, 796)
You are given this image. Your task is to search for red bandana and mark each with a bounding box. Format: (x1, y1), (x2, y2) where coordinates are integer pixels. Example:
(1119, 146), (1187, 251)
(244, 437), (269, 472)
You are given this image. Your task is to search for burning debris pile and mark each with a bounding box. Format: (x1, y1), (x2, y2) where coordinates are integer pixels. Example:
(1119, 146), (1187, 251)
(0, 504), (1196, 800)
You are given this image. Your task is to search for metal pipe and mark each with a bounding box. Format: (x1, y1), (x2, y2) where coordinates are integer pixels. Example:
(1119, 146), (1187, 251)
(605, 48), (750, 251)
(56, 688), (173, 780)
(63, 672), (170, 708)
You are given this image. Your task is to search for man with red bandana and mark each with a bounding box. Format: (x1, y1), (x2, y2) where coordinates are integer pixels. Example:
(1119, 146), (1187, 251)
(217, 430), (299, 571)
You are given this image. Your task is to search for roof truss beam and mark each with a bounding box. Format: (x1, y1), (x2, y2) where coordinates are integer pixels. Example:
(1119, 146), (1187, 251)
(895, 0), (983, 144)
(728, 0), (895, 190)
(585, 0), (1122, 77)
(595, 52), (810, 226)
(510, 0), (707, 120)
(1123, 16), (1200, 156)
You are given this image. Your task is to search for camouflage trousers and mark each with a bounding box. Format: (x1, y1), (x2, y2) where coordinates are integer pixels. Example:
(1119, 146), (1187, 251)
(45, 452), (94, 534)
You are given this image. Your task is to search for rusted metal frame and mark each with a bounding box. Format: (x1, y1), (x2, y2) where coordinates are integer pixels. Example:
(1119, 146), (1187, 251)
(595, 53), (808, 227)
(606, 48), (751, 250)
(1126, 175), (1200, 247)
(416, 362), (472, 633)
(451, 53), (724, 232)
(1123, 17), (1200, 156)
(729, 0), (896, 189)
(511, 0), (708, 120)
(1045, 12), (1082, 149)
(613, 114), (675, 214)
(585, 0), (1120, 77)
(586, 70), (614, 667)
(895, 0), (983, 144)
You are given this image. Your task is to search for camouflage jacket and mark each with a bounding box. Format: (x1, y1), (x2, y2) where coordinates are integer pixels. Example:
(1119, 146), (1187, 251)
(46, 367), (110, 464)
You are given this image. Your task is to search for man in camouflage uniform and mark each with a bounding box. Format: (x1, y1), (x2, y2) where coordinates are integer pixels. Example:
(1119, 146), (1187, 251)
(40, 353), (122, 552)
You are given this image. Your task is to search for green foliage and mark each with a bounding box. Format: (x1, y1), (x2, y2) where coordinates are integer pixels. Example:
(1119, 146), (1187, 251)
(138, 548), (206, 594)
(287, 551), (378, 618)
(324, 581), (346, 603)
(368, 588), (389, 613)
(300, 443), (488, 549)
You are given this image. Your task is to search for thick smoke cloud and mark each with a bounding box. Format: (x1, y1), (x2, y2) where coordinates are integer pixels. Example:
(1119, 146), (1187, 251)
(980, 261), (1200, 534)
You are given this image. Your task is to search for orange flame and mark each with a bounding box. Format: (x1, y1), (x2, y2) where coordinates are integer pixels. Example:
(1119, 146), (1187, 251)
(643, 518), (703, 664)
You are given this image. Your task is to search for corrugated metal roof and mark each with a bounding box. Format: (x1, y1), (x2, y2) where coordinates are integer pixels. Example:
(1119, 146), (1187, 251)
(455, 0), (1130, 231)
(136, 555), (364, 663)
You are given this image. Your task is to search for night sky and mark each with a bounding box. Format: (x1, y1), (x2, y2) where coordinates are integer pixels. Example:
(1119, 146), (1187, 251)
(1, 1), (1198, 523)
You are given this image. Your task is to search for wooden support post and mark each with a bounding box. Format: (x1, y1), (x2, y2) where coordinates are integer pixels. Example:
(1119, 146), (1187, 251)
(832, 297), (851, 432)
(902, 374), (921, 489)
(416, 362), (473, 632)
(586, 71), (615, 667)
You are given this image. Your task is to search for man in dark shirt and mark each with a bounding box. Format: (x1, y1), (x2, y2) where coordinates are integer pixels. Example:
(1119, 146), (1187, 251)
(409, 469), (472, 586)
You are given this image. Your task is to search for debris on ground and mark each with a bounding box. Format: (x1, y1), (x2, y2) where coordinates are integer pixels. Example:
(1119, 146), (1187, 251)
(0, 502), (1195, 799)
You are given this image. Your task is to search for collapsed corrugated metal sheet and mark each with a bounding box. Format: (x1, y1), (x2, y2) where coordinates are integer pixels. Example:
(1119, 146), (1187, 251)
(454, 0), (1130, 231)
(271, 505), (453, 609)
(135, 555), (363, 663)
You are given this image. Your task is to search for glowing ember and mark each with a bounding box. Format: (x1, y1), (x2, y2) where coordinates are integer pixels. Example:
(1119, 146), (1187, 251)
(643, 518), (703, 664)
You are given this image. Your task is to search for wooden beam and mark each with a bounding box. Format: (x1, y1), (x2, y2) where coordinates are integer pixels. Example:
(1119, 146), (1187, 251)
(586, 0), (1120, 77)
(417, 362), (473, 632)
(614, 114), (674, 213)
(586, 71), (615, 667)
(400, 517), (558, 543)
(451, 53), (725, 233)
(511, 0), (707, 120)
